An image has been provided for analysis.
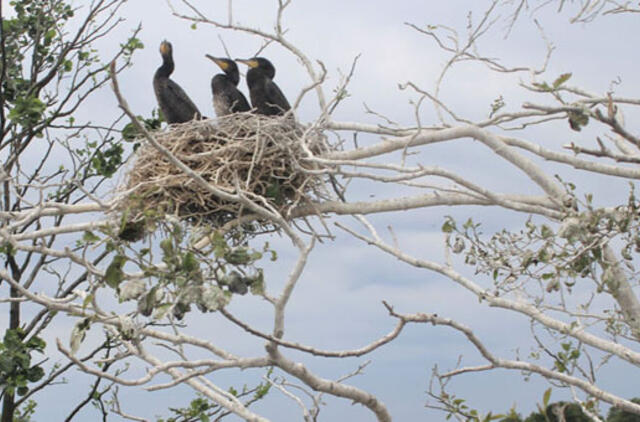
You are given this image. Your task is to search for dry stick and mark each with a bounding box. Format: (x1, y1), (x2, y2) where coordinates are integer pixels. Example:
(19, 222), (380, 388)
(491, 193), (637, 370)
(220, 306), (408, 358)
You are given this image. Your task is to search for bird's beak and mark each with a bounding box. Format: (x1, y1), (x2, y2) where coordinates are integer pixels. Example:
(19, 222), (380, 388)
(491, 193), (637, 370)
(205, 54), (228, 70)
(236, 58), (258, 68)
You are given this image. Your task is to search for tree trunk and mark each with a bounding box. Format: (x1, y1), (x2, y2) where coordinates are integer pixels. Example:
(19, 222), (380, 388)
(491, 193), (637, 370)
(2, 256), (21, 422)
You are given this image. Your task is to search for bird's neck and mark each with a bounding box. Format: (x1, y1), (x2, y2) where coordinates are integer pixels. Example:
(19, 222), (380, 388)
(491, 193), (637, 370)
(157, 55), (174, 77)
(227, 69), (240, 86)
(246, 68), (266, 85)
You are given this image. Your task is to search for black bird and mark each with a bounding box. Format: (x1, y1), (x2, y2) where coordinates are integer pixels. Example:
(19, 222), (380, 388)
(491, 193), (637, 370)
(204, 55), (251, 117)
(153, 40), (202, 124)
(236, 57), (291, 116)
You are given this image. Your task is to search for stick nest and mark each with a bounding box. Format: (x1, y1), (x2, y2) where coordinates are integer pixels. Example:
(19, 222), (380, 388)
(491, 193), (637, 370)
(118, 113), (333, 234)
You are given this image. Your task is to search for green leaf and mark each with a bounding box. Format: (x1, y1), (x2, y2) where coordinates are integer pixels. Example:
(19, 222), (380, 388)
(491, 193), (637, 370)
(249, 270), (265, 296)
(265, 180), (282, 203)
(182, 251), (199, 272)
(138, 286), (159, 317)
(82, 231), (100, 244)
(160, 238), (174, 257)
(62, 59), (73, 72)
(91, 143), (124, 177)
(225, 248), (251, 265)
(44, 29), (56, 43)
(568, 110), (589, 132)
(104, 255), (126, 289)
(25, 336), (46, 352)
(122, 121), (139, 141)
(552, 72), (572, 89)
(442, 220), (455, 233)
(69, 318), (91, 354)
(82, 293), (94, 310)
(254, 382), (271, 399)
(8, 95), (46, 127)
(26, 365), (44, 382)
(532, 81), (552, 92)
(542, 388), (552, 407)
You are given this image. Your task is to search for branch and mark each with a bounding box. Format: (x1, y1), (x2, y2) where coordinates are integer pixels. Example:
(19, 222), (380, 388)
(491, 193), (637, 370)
(220, 304), (409, 358)
(268, 346), (392, 422)
(336, 220), (640, 367)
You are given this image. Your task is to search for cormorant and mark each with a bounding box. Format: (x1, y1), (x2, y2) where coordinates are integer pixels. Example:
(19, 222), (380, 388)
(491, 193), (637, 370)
(153, 40), (202, 124)
(204, 55), (251, 117)
(235, 57), (291, 116)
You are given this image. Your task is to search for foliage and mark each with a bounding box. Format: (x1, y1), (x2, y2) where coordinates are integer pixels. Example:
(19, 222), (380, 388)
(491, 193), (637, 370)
(524, 402), (592, 422)
(444, 182), (640, 340)
(156, 376), (271, 422)
(71, 219), (276, 352)
(1, 0), (75, 104)
(608, 399), (640, 422)
(0, 329), (45, 397)
(12, 400), (37, 422)
(0, 0), (144, 420)
(114, 223), (270, 320)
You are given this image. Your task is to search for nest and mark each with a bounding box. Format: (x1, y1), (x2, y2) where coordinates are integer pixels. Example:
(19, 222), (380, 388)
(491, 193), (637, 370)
(118, 113), (333, 234)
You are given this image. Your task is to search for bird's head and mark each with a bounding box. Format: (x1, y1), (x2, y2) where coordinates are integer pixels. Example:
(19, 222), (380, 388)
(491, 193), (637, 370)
(159, 40), (173, 57)
(205, 55), (237, 73)
(236, 57), (275, 78)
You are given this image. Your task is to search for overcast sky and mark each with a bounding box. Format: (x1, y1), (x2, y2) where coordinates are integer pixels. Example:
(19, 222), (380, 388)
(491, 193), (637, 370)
(2, 0), (639, 421)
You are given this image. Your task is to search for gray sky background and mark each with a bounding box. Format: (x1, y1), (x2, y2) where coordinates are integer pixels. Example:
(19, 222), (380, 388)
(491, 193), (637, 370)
(1, 0), (639, 421)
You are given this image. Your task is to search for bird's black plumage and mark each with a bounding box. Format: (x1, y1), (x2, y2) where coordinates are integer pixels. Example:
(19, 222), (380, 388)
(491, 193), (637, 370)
(236, 57), (291, 116)
(153, 41), (202, 124)
(205, 55), (250, 117)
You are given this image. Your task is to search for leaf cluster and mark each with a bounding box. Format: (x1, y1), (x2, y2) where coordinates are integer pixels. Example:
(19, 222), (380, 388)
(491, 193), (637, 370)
(2, 1), (75, 103)
(0, 328), (46, 397)
(443, 184), (640, 310)
(96, 220), (273, 323)
(156, 375), (271, 422)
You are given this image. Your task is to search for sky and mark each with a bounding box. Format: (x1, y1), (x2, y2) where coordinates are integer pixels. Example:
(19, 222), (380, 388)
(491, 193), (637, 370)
(2, 0), (640, 421)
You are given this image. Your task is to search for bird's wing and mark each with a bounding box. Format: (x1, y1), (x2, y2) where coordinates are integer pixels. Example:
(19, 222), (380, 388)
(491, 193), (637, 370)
(264, 80), (291, 113)
(230, 89), (251, 112)
(167, 79), (201, 117)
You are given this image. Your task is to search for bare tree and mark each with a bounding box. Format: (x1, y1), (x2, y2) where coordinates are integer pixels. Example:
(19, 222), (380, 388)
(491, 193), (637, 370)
(2, 0), (640, 421)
